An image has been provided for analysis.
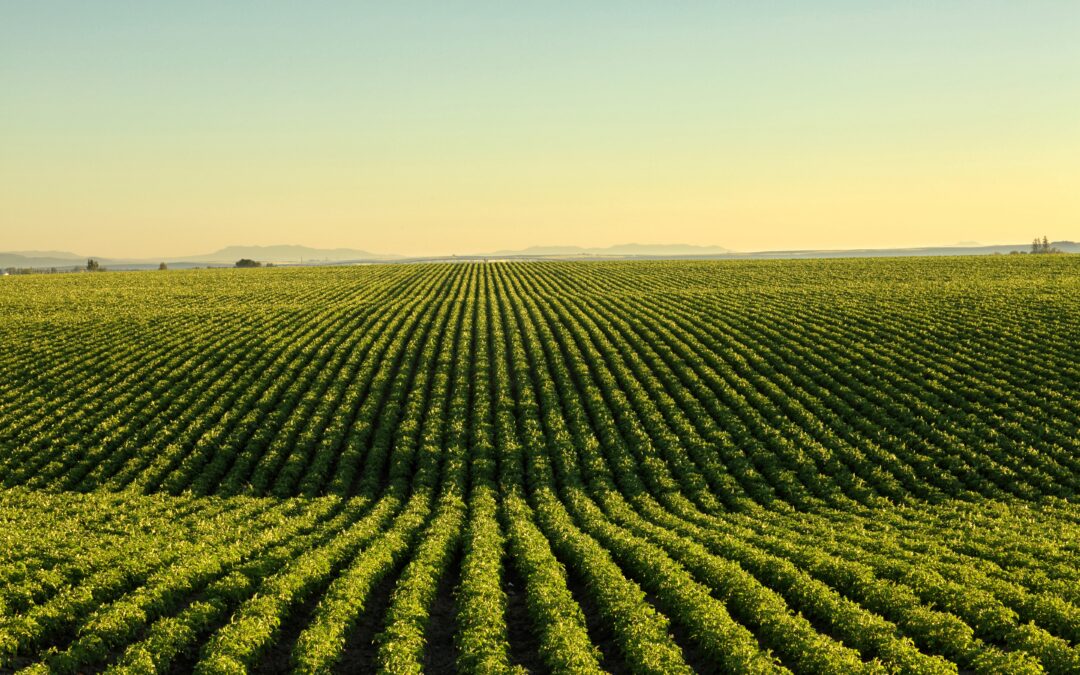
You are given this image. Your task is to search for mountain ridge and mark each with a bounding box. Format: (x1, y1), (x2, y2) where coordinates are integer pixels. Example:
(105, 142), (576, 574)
(180, 245), (401, 263)
(0, 245), (400, 269)
(3, 241), (1077, 270)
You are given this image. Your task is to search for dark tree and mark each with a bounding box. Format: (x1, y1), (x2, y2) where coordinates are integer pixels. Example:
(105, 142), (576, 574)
(1031, 236), (1061, 255)
(235, 258), (262, 268)
(86, 258), (101, 272)
(158, 262), (168, 271)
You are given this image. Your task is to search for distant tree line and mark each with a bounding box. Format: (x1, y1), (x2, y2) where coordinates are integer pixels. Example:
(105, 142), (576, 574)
(3, 267), (82, 275)
(235, 258), (262, 268)
(1010, 236), (1065, 255)
(1031, 236), (1062, 254)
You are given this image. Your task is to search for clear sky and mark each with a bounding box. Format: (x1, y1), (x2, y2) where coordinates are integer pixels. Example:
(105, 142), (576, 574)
(2, 2), (1078, 257)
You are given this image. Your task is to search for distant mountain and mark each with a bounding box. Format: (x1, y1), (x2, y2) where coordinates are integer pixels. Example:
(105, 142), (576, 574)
(1, 244), (400, 270)
(176, 245), (401, 263)
(0, 252), (88, 268)
(4, 241), (1077, 270)
(488, 243), (733, 257)
(7, 250), (83, 259)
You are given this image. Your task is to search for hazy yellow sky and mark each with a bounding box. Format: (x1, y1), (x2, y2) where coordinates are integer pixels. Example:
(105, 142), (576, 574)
(2, 2), (1078, 257)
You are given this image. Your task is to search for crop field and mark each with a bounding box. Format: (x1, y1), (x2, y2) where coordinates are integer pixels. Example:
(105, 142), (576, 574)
(0, 257), (1079, 674)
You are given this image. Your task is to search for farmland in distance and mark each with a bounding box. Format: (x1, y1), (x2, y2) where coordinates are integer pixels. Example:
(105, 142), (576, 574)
(1, 257), (1078, 673)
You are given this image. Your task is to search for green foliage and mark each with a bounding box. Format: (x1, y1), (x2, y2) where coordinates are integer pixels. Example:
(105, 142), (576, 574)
(0, 257), (1078, 673)
(1032, 236), (1063, 254)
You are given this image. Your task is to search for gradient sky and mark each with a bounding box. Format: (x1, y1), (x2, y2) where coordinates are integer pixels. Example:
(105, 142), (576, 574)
(2, 2), (1078, 257)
